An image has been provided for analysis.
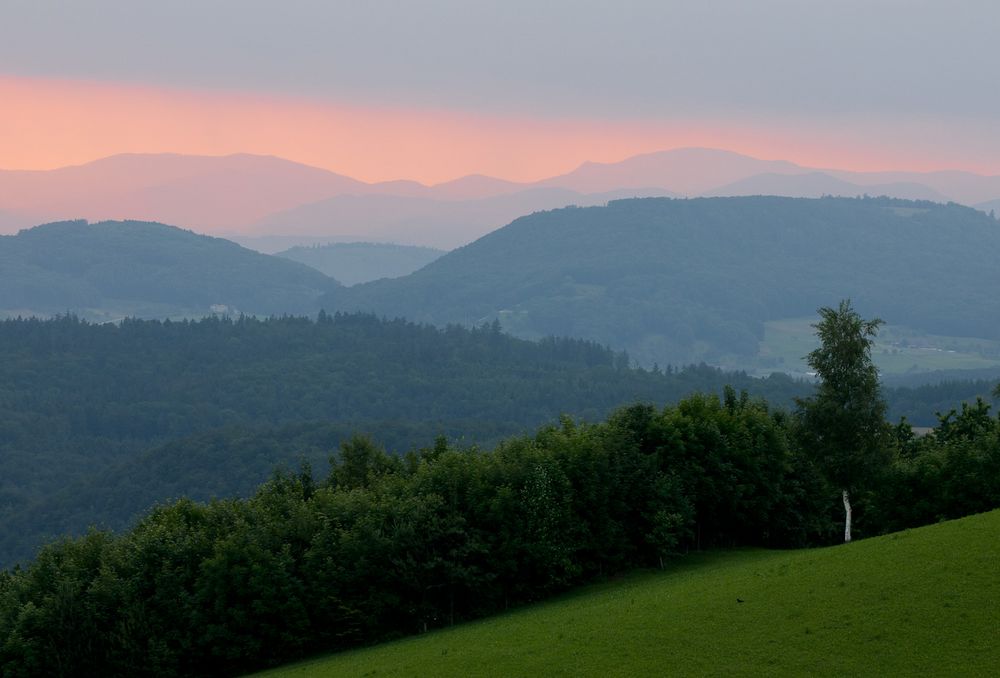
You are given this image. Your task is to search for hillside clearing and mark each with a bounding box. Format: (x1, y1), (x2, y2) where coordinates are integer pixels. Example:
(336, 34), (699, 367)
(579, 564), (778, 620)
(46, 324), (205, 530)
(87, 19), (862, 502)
(256, 510), (1000, 677)
(745, 316), (1000, 378)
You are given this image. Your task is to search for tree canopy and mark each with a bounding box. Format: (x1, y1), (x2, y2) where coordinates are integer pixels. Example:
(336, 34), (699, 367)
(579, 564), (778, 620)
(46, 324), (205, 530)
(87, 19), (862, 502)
(0, 313), (807, 567)
(3, 384), (1000, 677)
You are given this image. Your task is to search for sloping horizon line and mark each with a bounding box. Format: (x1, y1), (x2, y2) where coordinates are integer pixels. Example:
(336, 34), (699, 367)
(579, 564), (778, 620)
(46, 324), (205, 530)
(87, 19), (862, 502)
(4, 146), (997, 188)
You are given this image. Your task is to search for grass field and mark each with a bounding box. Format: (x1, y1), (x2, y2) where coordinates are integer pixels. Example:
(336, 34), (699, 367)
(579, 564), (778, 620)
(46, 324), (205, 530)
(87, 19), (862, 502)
(254, 510), (1000, 677)
(744, 317), (1000, 378)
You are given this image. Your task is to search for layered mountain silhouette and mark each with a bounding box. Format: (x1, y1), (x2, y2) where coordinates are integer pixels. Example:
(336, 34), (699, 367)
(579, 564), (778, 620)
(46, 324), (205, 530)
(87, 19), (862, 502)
(6, 197), (1000, 368)
(320, 196), (1000, 366)
(0, 154), (377, 232)
(3, 149), (1000, 248)
(536, 148), (806, 195)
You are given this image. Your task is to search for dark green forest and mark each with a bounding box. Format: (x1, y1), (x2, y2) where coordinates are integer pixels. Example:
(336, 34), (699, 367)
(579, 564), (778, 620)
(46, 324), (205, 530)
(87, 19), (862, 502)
(0, 313), (807, 567)
(2, 385), (998, 677)
(0, 314), (994, 569)
(323, 196), (1000, 365)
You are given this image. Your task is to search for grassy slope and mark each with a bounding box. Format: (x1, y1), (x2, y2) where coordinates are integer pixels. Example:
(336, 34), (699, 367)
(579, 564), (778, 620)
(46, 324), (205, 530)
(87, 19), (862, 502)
(752, 317), (1000, 378)
(256, 510), (1000, 677)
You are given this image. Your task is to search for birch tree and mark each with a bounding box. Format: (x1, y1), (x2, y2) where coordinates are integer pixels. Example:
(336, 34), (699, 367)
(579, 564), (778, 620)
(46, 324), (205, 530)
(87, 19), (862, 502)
(797, 300), (890, 542)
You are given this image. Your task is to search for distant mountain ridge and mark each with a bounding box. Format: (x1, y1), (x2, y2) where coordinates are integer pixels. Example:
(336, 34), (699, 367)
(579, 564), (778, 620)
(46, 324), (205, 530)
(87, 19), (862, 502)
(538, 147), (806, 195)
(8, 198), (1000, 372)
(3, 149), (1000, 248)
(0, 153), (367, 230)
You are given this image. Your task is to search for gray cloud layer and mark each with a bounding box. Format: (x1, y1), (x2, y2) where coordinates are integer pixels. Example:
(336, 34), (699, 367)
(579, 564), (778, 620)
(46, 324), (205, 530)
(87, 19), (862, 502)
(1, 0), (997, 118)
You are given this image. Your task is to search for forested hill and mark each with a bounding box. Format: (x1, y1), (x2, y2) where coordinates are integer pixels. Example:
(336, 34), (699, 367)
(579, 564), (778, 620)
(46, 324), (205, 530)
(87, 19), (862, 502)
(0, 313), (805, 566)
(321, 196), (1000, 366)
(0, 220), (338, 319)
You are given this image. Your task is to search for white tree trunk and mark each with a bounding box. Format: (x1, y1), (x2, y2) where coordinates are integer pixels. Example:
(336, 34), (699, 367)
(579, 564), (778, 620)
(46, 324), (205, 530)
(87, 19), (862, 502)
(842, 489), (852, 543)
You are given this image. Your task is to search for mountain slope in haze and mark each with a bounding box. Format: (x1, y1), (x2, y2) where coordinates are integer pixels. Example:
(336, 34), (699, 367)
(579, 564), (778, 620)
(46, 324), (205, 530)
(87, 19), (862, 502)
(705, 171), (948, 202)
(7, 149), (1000, 248)
(0, 153), (413, 233)
(0, 220), (338, 319)
(827, 168), (1000, 206)
(321, 196), (1000, 366)
(276, 242), (446, 285)
(0, 208), (32, 233)
(227, 234), (365, 254)
(426, 173), (533, 200)
(540, 148), (1000, 205)
(249, 186), (677, 249)
(975, 197), (1000, 215)
(542, 147), (809, 195)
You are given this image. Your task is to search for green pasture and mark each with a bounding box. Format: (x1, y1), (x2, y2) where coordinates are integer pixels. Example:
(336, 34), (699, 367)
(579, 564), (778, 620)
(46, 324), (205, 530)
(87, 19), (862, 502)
(255, 510), (1000, 677)
(747, 317), (1000, 378)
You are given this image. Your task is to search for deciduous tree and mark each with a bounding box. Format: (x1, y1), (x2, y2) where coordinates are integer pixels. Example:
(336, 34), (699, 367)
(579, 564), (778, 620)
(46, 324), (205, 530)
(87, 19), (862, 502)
(797, 300), (890, 542)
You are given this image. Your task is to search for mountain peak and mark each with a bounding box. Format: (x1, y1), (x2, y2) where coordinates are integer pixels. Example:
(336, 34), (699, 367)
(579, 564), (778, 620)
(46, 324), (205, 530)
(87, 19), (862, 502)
(543, 147), (808, 195)
(3, 148), (1000, 243)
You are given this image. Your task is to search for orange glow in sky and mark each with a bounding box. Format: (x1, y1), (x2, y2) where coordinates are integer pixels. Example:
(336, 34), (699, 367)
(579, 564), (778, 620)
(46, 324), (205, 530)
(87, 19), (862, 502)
(1, 74), (996, 183)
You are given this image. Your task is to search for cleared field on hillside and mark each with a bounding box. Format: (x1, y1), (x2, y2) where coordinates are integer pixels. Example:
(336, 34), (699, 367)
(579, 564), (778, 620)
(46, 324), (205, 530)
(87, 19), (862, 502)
(746, 316), (1000, 378)
(255, 510), (1000, 677)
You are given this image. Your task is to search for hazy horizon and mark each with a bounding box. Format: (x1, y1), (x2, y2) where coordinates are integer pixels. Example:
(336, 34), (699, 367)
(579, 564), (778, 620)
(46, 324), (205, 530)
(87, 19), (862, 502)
(4, 145), (1000, 186)
(3, 2), (1000, 183)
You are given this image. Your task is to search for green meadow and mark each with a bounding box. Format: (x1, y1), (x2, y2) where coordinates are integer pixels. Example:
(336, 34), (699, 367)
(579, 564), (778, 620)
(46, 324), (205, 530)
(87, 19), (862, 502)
(746, 317), (1000, 377)
(256, 510), (1000, 677)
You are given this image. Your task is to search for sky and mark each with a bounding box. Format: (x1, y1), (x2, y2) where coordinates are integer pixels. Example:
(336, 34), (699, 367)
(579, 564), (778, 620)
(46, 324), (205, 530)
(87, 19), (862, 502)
(2, 0), (999, 183)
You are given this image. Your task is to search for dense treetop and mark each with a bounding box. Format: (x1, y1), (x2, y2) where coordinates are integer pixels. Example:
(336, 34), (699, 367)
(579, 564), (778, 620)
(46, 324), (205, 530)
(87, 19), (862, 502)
(2, 385), (998, 677)
(0, 313), (992, 567)
(0, 313), (805, 566)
